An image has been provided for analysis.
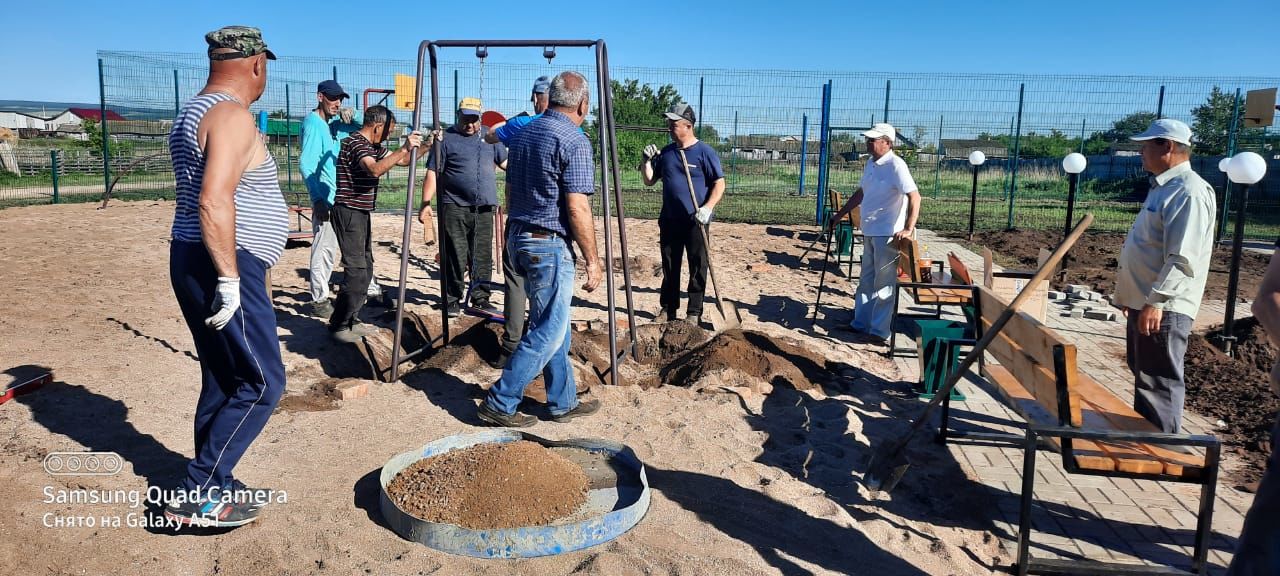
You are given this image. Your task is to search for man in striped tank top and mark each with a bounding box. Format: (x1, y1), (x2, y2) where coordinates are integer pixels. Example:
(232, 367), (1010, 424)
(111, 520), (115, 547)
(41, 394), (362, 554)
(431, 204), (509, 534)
(164, 26), (288, 528)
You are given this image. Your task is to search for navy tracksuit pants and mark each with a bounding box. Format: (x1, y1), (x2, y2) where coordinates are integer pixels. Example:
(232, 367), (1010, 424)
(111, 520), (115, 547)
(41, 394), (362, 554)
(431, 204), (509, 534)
(169, 240), (285, 494)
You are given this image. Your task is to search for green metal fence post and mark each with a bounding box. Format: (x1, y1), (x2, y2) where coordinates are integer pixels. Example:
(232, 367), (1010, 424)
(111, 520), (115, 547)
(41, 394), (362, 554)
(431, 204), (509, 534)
(173, 69), (180, 118)
(332, 65), (337, 82)
(730, 110), (738, 195)
(934, 115), (943, 198)
(1218, 88), (1242, 240)
(50, 150), (60, 204)
(286, 83), (293, 191)
(883, 79), (891, 124)
(453, 69), (459, 114)
(1002, 115), (1013, 200)
(1078, 118), (1086, 154)
(1156, 85), (1165, 119)
(697, 76), (704, 139)
(1006, 83), (1025, 230)
(98, 58), (111, 197)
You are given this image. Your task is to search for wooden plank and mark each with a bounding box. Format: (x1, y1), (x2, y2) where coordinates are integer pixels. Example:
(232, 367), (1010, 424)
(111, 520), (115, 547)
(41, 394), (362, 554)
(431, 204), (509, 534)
(979, 288), (1082, 425)
(915, 288), (971, 304)
(981, 318), (1065, 421)
(1075, 374), (1205, 478)
(982, 365), (1117, 472)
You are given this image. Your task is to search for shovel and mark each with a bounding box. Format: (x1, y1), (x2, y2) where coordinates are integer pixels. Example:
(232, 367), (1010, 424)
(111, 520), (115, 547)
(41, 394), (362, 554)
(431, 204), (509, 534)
(863, 213), (1093, 494)
(678, 148), (743, 332)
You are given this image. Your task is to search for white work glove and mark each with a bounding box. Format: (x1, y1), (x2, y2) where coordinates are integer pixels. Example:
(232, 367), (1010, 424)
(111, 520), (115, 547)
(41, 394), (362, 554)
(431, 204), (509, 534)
(205, 277), (241, 330)
(695, 206), (713, 225)
(339, 107), (354, 124)
(643, 144), (660, 162)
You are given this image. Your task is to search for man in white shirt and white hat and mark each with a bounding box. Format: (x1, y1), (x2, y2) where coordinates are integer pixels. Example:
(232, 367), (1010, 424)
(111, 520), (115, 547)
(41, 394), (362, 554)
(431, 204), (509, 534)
(829, 122), (921, 344)
(1115, 118), (1216, 433)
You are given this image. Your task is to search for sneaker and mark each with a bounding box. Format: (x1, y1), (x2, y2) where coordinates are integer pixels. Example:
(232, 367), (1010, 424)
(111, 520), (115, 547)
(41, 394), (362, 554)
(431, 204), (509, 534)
(311, 300), (334, 319)
(551, 398), (601, 423)
(656, 308), (675, 322)
(472, 302), (501, 317)
(330, 327), (364, 344)
(476, 402), (536, 427)
(684, 313), (702, 326)
(164, 492), (261, 528)
(447, 305), (462, 319)
(228, 479), (275, 507)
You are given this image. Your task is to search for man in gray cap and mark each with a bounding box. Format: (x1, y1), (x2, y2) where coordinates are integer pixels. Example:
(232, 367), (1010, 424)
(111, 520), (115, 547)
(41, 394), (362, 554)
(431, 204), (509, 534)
(165, 25), (285, 528)
(1116, 118), (1216, 433)
(641, 101), (725, 324)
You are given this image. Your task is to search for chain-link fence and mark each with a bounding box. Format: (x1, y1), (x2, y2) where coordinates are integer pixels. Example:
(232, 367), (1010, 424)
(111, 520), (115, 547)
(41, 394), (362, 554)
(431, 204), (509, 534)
(1, 50), (1275, 239)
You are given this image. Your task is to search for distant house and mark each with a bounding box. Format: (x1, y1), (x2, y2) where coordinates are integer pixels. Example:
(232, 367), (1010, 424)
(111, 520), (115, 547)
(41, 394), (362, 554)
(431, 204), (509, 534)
(66, 108), (127, 123)
(939, 139), (1009, 159)
(0, 108), (126, 135)
(732, 134), (857, 161)
(1108, 142), (1142, 157)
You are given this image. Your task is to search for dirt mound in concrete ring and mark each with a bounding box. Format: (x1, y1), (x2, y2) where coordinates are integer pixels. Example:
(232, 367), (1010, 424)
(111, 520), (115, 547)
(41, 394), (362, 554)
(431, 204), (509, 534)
(385, 440), (589, 529)
(660, 329), (833, 393)
(1184, 319), (1280, 490)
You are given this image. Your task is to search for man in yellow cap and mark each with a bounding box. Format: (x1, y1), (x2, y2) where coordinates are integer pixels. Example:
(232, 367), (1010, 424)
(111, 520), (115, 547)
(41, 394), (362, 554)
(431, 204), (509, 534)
(421, 97), (508, 317)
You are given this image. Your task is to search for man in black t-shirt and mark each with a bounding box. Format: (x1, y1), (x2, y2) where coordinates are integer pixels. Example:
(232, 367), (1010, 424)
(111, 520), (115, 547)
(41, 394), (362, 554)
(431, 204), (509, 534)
(328, 106), (427, 342)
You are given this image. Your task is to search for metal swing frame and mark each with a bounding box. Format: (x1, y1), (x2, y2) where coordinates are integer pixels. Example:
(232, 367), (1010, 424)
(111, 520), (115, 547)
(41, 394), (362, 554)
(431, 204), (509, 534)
(389, 39), (639, 384)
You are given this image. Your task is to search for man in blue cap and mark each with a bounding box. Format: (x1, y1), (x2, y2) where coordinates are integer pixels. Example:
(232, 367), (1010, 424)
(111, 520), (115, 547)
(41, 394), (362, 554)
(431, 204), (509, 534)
(299, 79), (368, 318)
(1116, 118), (1216, 433)
(484, 75), (551, 146)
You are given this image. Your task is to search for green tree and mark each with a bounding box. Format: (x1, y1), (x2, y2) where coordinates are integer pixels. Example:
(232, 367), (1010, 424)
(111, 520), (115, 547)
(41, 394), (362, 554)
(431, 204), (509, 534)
(81, 118), (133, 157)
(1191, 86), (1260, 155)
(1103, 111), (1157, 141)
(596, 79), (686, 169)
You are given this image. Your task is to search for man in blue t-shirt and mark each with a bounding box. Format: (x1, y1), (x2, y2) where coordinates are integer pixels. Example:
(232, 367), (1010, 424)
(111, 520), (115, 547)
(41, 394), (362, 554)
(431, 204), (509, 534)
(484, 75), (550, 146)
(641, 102), (726, 324)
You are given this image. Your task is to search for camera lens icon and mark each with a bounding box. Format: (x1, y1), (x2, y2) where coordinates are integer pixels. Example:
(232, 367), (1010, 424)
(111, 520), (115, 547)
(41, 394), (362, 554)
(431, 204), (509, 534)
(45, 452), (123, 476)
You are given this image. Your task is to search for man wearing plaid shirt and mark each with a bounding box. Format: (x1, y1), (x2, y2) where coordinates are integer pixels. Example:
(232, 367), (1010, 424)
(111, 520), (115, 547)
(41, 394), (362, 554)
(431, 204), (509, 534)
(477, 71), (603, 427)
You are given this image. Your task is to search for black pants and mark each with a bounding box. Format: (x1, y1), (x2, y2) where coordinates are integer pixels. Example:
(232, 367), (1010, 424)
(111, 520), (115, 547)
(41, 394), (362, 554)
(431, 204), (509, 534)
(329, 204), (373, 331)
(1227, 414), (1280, 575)
(659, 217), (708, 319)
(442, 203), (495, 308)
(1125, 310), (1191, 433)
(501, 235), (527, 353)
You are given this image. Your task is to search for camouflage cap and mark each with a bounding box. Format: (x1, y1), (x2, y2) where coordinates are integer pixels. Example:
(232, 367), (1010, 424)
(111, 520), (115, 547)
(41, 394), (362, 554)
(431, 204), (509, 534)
(205, 26), (276, 61)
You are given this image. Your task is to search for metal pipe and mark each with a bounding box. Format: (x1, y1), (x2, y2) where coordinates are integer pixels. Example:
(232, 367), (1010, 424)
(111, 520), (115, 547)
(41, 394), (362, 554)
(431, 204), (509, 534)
(600, 41), (639, 362)
(883, 79), (891, 124)
(934, 115), (943, 198)
(1223, 183), (1251, 357)
(1156, 85), (1165, 119)
(594, 41), (620, 385)
(1063, 173), (1078, 241)
(1219, 89), (1242, 241)
(968, 164), (978, 239)
(51, 150), (60, 204)
(390, 40), (432, 382)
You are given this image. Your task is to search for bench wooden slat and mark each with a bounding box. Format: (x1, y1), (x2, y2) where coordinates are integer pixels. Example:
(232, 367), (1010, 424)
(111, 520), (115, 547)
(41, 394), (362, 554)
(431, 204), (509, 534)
(1075, 374), (1205, 478)
(983, 326), (1065, 422)
(979, 289), (1082, 426)
(981, 365), (1118, 471)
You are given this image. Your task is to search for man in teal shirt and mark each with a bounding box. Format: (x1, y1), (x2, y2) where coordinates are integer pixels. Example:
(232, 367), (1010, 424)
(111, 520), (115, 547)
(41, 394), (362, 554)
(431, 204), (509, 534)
(300, 80), (364, 317)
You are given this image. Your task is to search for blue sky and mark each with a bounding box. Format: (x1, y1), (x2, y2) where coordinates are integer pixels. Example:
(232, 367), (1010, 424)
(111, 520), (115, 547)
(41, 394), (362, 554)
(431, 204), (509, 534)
(3, 0), (1277, 104)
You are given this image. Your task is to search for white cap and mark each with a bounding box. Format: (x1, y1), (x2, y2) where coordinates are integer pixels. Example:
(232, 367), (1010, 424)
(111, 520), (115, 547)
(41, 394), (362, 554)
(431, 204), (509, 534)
(1130, 118), (1192, 146)
(862, 123), (896, 143)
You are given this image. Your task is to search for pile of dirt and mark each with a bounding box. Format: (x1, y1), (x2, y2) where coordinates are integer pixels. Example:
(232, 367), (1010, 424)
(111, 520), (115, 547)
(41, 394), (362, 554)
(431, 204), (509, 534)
(606, 255), (662, 278)
(964, 229), (1271, 300)
(275, 380), (342, 413)
(1184, 317), (1279, 489)
(385, 440), (589, 529)
(660, 329), (834, 393)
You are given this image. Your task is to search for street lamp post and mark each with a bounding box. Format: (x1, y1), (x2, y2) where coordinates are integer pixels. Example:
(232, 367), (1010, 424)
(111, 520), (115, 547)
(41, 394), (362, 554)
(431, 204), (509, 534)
(1062, 152), (1087, 240)
(1222, 151), (1268, 357)
(967, 150), (986, 240)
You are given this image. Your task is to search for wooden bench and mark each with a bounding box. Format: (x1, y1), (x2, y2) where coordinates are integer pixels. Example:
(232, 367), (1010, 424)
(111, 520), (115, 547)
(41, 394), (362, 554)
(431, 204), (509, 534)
(936, 286), (1221, 575)
(887, 236), (978, 358)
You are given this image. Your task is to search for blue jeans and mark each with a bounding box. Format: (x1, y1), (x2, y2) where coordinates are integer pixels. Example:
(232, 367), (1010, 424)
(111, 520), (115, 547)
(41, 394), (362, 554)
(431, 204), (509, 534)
(484, 231), (578, 416)
(852, 235), (900, 339)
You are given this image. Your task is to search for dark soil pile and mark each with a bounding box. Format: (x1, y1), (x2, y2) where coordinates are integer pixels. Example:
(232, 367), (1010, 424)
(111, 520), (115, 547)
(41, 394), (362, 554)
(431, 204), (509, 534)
(385, 440), (589, 529)
(660, 329), (834, 391)
(275, 380), (341, 413)
(1184, 317), (1279, 489)
(964, 229), (1270, 300)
